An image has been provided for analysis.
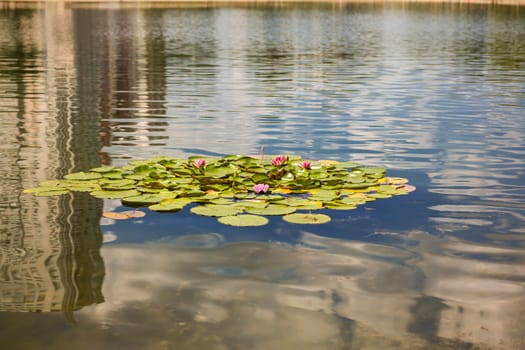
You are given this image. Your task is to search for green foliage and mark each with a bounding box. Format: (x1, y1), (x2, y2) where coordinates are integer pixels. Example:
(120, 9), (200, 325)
(23, 155), (415, 226)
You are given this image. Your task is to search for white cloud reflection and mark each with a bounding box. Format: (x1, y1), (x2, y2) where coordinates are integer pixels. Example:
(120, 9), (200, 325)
(70, 231), (525, 349)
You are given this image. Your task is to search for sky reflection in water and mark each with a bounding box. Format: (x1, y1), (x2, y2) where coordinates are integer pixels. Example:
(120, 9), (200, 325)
(0, 2), (524, 349)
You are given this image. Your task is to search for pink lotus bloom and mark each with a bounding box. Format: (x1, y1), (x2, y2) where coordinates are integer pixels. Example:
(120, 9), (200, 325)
(194, 159), (206, 169)
(299, 161), (312, 169)
(272, 155), (287, 167)
(253, 183), (270, 194)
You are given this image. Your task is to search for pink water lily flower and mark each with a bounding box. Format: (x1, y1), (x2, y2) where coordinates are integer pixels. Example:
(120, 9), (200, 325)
(272, 155), (287, 167)
(194, 159), (206, 169)
(299, 161), (312, 170)
(253, 183), (270, 194)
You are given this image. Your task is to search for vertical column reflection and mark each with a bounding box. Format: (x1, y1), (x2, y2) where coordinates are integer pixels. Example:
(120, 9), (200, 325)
(0, 4), (105, 313)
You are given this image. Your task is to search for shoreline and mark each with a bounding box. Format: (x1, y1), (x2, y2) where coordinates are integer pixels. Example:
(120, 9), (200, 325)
(1, 0), (524, 7)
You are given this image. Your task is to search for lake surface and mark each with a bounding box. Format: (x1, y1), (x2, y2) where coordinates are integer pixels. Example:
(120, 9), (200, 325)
(1, 2), (525, 349)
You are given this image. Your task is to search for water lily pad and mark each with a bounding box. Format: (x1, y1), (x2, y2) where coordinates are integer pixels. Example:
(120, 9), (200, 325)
(218, 214), (269, 227)
(324, 202), (357, 210)
(120, 210), (146, 218)
(100, 179), (136, 190)
(400, 184), (416, 193)
(245, 204), (296, 216)
(149, 198), (192, 212)
(91, 166), (116, 173)
(25, 188), (70, 196)
(64, 172), (102, 181)
(282, 197), (324, 210)
(121, 194), (168, 206)
(102, 212), (131, 220)
(237, 200), (269, 209)
(368, 192), (392, 199)
(283, 213), (331, 224)
(360, 167), (386, 175)
(103, 210), (146, 220)
(190, 204), (242, 217)
(380, 177), (408, 185)
(91, 189), (140, 199)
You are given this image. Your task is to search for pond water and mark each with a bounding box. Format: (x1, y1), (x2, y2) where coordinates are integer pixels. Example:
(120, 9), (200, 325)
(1, 2), (525, 349)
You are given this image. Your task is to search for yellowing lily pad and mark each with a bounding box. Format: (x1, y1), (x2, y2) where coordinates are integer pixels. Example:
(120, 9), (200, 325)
(282, 213), (331, 224)
(103, 210), (146, 220)
(218, 214), (269, 227)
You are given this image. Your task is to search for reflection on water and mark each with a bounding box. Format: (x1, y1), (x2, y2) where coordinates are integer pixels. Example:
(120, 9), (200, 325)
(0, 191), (105, 314)
(0, 1), (525, 349)
(1, 232), (525, 349)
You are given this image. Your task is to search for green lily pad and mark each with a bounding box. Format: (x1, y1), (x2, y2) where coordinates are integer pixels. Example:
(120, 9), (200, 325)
(190, 204), (242, 217)
(64, 172), (102, 181)
(100, 179), (136, 190)
(237, 200), (269, 209)
(218, 214), (269, 227)
(149, 198), (192, 212)
(25, 188), (70, 196)
(90, 166), (116, 173)
(91, 189), (141, 199)
(324, 202), (357, 210)
(245, 204), (296, 216)
(282, 197), (324, 210)
(360, 167), (386, 175)
(282, 213), (331, 224)
(121, 194), (169, 206)
(368, 192), (392, 199)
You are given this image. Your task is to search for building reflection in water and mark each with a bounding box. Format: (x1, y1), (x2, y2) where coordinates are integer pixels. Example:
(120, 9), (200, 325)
(0, 3), (105, 313)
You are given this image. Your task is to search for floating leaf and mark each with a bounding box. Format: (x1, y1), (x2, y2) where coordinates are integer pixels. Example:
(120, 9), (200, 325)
(91, 189), (140, 199)
(100, 179), (136, 190)
(190, 204), (242, 217)
(102, 212), (131, 220)
(103, 210), (146, 220)
(245, 204), (296, 216)
(64, 172), (102, 181)
(91, 166), (116, 173)
(120, 210), (146, 218)
(25, 188), (70, 196)
(283, 213), (331, 224)
(150, 198), (192, 212)
(324, 202), (357, 210)
(400, 184), (416, 193)
(218, 214), (269, 227)
(237, 200), (268, 209)
(282, 197), (324, 210)
(379, 177), (408, 185)
(121, 194), (168, 206)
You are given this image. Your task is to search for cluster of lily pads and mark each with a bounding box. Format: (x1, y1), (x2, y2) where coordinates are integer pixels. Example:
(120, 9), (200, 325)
(24, 154), (414, 226)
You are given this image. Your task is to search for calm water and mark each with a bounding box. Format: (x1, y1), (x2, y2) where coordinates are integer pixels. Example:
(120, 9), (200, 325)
(1, 2), (525, 349)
